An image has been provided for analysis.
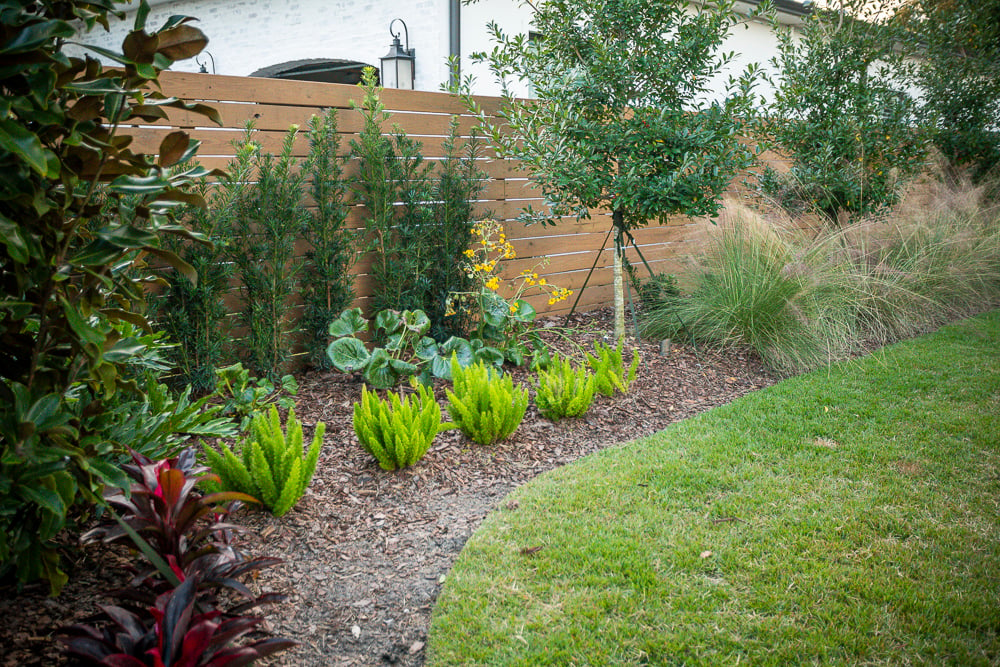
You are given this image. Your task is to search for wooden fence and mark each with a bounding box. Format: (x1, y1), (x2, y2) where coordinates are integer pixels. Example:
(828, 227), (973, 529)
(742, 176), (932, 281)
(131, 71), (775, 321)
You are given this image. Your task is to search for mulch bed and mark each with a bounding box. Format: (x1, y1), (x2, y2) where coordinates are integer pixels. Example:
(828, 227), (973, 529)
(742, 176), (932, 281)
(0, 308), (777, 666)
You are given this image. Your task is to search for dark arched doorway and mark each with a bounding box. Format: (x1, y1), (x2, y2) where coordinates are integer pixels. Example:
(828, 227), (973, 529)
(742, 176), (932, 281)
(250, 59), (374, 85)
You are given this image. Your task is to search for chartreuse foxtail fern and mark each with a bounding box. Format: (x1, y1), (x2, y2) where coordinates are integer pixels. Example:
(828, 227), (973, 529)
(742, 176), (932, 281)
(203, 406), (324, 517)
(585, 340), (640, 396)
(445, 357), (528, 445)
(353, 383), (451, 470)
(534, 353), (596, 421)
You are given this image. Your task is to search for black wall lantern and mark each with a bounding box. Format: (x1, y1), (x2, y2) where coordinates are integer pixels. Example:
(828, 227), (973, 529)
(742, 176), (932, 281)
(380, 19), (415, 89)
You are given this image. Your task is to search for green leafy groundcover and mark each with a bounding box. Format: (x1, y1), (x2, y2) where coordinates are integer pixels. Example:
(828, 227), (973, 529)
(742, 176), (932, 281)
(427, 311), (1000, 666)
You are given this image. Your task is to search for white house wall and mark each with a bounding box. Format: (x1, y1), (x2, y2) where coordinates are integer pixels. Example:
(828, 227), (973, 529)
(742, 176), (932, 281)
(75, 0), (799, 101)
(74, 0), (453, 92)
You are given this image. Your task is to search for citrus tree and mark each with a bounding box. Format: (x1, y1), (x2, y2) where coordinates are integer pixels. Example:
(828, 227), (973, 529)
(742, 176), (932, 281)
(0, 0), (219, 592)
(460, 0), (767, 339)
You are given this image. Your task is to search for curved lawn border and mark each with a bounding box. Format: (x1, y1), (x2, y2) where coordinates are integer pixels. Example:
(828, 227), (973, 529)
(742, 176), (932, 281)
(427, 311), (1000, 666)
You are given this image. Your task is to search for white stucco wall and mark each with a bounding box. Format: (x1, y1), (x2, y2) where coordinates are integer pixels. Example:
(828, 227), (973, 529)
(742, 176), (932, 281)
(74, 0), (801, 100)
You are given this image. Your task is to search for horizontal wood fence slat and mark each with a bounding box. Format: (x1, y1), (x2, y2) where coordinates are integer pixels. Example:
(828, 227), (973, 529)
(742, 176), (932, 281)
(131, 72), (782, 364)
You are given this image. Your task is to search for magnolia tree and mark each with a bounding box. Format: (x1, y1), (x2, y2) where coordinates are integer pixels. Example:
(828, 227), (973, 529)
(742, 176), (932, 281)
(459, 0), (767, 339)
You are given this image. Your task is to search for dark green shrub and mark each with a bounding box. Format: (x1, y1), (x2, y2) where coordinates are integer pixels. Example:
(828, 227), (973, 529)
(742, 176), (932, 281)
(229, 123), (305, 378)
(764, 0), (926, 224)
(300, 108), (354, 368)
(0, 1), (219, 593)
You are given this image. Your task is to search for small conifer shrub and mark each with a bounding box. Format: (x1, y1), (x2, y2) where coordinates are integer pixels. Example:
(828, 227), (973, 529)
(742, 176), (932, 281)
(534, 354), (596, 421)
(585, 341), (641, 396)
(446, 358), (529, 445)
(203, 406), (324, 517)
(353, 383), (450, 470)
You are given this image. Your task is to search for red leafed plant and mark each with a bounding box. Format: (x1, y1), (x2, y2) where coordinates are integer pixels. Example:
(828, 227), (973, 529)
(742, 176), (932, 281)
(82, 449), (259, 569)
(59, 575), (296, 666)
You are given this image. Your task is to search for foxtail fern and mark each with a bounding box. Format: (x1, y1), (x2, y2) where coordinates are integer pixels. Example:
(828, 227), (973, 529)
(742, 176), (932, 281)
(203, 406), (324, 517)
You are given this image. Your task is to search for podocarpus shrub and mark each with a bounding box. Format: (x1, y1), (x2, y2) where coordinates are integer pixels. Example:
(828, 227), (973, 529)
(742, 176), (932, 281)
(446, 358), (529, 445)
(203, 407), (324, 517)
(534, 354), (597, 421)
(354, 383), (451, 470)
(300, 108), (354, 367)
(585, 341), (641, 396)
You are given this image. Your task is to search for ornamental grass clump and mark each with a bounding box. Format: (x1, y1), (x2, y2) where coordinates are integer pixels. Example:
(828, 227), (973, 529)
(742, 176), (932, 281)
(534, 354), (596, 421)
(585, 341), (641, 396)
(354, 383), (451, 470)
(446, 357), (529, 445)
(203, 406), (324, 517)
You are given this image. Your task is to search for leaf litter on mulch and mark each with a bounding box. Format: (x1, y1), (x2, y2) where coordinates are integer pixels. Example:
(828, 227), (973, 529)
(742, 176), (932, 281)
(0, 308), (776, 667)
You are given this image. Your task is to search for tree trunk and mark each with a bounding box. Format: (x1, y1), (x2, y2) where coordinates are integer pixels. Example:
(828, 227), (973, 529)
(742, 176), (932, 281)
(612, 208), (625, 342)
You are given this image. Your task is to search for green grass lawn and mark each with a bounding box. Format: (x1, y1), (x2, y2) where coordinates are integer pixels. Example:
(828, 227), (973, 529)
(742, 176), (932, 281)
(426, 311), (1000, 666)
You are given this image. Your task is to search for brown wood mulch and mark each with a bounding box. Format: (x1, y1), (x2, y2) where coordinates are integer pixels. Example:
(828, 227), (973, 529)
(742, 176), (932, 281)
(0, 308), (777, 667)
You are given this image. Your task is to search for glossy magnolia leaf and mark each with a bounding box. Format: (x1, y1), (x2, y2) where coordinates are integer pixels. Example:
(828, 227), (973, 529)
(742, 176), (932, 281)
(144, 247), (197, 283)
(122, 28), (159, 63)
(108, 173), (171, 195)
(155, 24), (208, 60)
(0, 118), (58, 177)
(157, 131), (192, 167)
(70, 239), (122, 267)
(327, 337), (371, 372)
(61, 296), (105, 345)
(128, 104), (168, 122)
(1, 18), (75, 54)
(98, 224), (159, 248)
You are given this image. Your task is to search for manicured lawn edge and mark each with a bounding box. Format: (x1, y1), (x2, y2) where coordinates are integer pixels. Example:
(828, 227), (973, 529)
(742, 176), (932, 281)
(426, 311), (1000, 666)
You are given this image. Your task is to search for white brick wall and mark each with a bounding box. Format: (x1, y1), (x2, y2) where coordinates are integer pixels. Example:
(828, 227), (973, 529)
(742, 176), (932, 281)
(76, 0), (452, 91)
(74, 0), (799, 99)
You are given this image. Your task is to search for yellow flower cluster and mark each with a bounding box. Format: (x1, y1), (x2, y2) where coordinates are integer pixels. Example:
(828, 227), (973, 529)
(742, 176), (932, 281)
(547, 287), (573, 306)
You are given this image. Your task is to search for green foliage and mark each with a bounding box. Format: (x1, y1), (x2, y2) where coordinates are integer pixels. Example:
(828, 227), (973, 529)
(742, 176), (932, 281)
(641, 191), (1000, 373)
(326, 307), (503, 388)
(462, 0), (765, 337)
(585, 341), (640, 397)
(213, 362), (298, 432)
(351, 68), (487, 332)
(0, 0), (219, 593)
(534, 354), (596, 421)
(152, 145), (251, 392)
(353, 383), (451, 471)
(637, 273), (680, 311)
(228, 123), (304, 378)
(896, 0), (1000, 180)
(427, 116), (488, 339)
(351, 69), (437, 316)
(97, 376), (239, 461)
(764, 0), (926, 224)
(203, 406), (324, 517)
(446, 358), (529, 445)
(300, 108), (354, 368)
